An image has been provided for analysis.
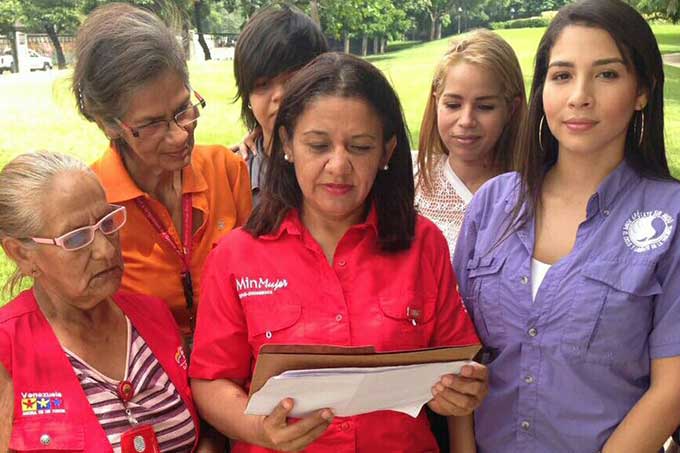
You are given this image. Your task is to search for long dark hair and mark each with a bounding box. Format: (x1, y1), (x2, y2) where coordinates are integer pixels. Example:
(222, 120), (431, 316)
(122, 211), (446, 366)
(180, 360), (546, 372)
(513, 0), (671, 228)
(245, 52), (416, 252)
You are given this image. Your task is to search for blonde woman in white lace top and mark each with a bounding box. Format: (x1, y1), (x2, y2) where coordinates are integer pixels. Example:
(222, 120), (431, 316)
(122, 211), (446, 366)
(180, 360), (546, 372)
(415, 30), (528, 258)
(415, 154), (473, 255)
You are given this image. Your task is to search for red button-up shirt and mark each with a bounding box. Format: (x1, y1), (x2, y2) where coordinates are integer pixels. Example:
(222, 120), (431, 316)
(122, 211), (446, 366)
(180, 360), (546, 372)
(190, 208), (479, 453)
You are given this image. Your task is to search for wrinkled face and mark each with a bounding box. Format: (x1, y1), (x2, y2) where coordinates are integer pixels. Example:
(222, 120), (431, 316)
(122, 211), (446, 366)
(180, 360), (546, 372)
(282, 96), (395, 226)
(114, 70), (196, 172)
(250, 71), (294, 143)
(436, 62), (512, 165)
(542, 25), (647, 160)
(29, 172), (124, 308)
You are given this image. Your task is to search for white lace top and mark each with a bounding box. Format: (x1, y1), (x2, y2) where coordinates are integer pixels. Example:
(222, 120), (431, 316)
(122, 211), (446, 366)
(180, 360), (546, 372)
(415, 156), (473, 260)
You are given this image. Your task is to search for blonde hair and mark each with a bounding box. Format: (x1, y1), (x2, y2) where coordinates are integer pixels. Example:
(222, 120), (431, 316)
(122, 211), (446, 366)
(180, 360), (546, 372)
(417, 29), (527, 192)
(0, 151), (93, 295)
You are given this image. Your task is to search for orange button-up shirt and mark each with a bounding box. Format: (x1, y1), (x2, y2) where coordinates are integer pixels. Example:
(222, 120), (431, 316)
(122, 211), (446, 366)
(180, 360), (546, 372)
(92, 144), (252, 337)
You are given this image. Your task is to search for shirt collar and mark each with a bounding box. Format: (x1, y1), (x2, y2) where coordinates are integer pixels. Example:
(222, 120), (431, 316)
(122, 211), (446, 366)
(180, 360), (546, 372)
(587, 159), (639, 217)
(96, 144), (207, 203)
(503, 172), (523, 214)
(262, 204), (379, 241)
(503, 161), (640, 216)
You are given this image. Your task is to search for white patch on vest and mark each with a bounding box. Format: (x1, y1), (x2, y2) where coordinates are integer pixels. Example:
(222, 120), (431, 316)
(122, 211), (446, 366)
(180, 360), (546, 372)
(623, 210), (673, 253)
(235, 276), (288, 299)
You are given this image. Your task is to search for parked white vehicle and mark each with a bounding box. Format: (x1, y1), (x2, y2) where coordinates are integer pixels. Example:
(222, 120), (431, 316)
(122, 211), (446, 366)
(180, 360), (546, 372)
(0, 50), (12, 73)
(0, 49), (53, 73)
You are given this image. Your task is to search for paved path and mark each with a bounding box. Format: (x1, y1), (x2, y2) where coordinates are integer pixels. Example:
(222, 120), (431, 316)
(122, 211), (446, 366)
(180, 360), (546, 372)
(664, 52), (680, 67)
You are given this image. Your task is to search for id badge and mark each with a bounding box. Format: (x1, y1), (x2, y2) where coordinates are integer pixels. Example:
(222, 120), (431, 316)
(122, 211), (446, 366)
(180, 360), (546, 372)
(120, 424), (160, 453)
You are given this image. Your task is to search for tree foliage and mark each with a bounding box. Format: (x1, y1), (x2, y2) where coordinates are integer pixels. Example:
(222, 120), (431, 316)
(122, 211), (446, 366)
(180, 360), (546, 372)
(17, 0), (82, 68)
(636, 0), (680, 22)
(20, 0), (82, 34)
(0, 0), (20, 35)
(0, 0), (675, 67)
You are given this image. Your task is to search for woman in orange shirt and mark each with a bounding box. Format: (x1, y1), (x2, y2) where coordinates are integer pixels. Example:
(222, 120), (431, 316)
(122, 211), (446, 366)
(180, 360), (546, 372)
(74, 4), (252, 343)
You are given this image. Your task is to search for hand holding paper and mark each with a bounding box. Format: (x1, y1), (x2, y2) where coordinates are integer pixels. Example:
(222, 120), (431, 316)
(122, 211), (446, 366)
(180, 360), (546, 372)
(258, 398), (333, 452)
(427, 362), (489, 416)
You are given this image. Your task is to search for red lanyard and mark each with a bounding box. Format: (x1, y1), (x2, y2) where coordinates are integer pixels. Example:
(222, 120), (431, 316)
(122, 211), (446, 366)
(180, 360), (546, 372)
(135, 194), (195, 319)
(135, 194), (193, 272)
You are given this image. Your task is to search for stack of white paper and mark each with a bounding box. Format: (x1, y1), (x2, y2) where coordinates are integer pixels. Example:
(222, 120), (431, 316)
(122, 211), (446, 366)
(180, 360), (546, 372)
(245, 360), (472, 418)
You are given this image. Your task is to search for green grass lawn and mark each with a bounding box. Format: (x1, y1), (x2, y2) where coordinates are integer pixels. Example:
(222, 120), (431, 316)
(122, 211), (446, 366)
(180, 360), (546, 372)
(0, 24), (679, 303)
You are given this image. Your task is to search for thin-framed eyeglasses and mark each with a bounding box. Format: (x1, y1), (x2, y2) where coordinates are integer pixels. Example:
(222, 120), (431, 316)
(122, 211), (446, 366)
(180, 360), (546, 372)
(31, 205), (127, 251)
(115, 88), (206, 140)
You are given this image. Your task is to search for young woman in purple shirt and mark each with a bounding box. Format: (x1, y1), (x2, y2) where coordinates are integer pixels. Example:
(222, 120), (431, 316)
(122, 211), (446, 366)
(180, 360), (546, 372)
(453, 0), (680, 451)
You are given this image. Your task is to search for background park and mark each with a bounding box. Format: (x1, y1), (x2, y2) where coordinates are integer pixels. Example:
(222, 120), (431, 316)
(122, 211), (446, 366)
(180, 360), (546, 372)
(0, 0), (679, 303)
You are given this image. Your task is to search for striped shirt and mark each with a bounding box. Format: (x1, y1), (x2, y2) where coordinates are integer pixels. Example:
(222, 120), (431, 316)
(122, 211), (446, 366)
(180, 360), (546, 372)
(64, 318), (196, 452)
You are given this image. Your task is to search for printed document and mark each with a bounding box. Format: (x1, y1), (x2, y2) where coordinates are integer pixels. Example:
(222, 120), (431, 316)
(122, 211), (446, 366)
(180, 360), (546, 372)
(245, 360), (473, 418)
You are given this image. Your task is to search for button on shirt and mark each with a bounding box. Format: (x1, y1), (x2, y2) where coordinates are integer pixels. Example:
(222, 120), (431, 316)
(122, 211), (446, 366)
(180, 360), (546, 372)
(190, 209), (480, 453)
(453, 162), (680, 453)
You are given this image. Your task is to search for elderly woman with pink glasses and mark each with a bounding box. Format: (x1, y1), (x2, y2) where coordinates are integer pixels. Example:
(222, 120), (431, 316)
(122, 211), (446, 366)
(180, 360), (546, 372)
(0, 152), (214, 452)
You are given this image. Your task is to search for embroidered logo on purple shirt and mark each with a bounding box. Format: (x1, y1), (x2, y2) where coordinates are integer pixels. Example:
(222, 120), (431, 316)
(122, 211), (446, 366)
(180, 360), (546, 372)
(623, 210), (673, 252)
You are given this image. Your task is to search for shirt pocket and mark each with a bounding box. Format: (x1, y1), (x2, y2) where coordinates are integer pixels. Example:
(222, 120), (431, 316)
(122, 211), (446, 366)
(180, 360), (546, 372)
(244, 298), (302, 352)
(10, 418), (85, 452)
(376, 291), (437, 351)
(465, 255), (506, 345)
(561, 260), (661, 365)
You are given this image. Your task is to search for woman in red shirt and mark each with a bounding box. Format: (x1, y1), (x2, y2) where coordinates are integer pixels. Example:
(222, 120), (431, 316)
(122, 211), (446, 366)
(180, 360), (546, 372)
(189, 53), (487, 452)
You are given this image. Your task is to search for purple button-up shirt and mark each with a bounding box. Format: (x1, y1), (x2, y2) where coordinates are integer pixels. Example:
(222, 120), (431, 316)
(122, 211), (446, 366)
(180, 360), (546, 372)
(453, 162), (680, 452)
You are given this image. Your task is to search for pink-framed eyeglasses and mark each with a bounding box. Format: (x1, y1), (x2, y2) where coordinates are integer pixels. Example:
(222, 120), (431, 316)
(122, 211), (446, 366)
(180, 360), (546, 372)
(31, 205), (127, 251)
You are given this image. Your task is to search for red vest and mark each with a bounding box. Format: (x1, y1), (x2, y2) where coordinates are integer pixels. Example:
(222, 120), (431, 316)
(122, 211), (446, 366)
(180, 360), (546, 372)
(0, 290), (199, 452)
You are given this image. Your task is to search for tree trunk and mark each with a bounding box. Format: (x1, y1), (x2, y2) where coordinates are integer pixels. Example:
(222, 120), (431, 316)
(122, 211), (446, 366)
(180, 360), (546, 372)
(372, 36), (379, 54)
(429, 14), (436, 41)
(310, 0), (321, 27)
(194, 0), (211, 61)
(380, 37), (386, 54)
(9, 33), (17, 73)
(435, 20), (442, 40)
(343, 30), (350, 54)
(361, 35), (368, 56)
(43, 23), (65, 69)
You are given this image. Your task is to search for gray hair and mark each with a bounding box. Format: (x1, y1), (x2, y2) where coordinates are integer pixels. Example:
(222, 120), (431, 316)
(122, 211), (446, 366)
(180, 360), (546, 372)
(72, 2), (189, 127)
(0, 151), (93, 295)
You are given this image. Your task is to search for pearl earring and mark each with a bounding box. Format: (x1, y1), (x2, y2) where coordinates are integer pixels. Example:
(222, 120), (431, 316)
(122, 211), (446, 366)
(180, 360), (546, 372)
(383, 164), (389, 171)
(284, 154), (290, 162)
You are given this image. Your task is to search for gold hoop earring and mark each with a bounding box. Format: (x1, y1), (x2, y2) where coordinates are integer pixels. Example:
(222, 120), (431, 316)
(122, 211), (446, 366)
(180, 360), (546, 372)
(538, 115), (545, 151)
